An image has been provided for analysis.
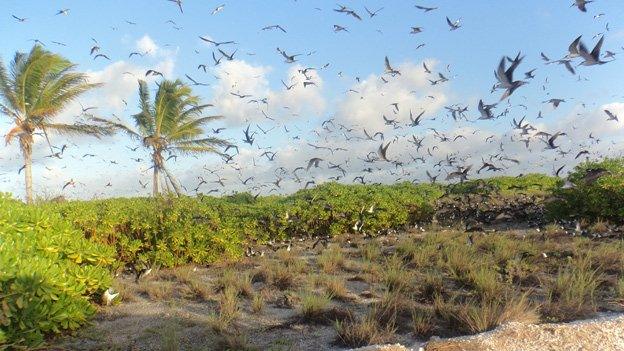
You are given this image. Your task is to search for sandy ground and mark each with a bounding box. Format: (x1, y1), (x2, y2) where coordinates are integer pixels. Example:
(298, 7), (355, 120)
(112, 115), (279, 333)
(353, 313), (624, 351)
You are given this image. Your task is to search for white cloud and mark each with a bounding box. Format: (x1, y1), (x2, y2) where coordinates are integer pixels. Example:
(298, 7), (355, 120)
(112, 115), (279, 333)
(136, 34), (159, 56)
(211, 60), (326, 126)
(334, 60), (449, 131)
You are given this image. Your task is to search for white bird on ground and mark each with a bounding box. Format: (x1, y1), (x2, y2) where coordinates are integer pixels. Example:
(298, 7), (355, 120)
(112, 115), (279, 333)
(103, 288), (119, 306)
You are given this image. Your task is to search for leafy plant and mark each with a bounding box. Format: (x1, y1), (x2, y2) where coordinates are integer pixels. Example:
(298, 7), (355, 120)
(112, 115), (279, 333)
(0, 195), (114, 347)
(549, 158), (624, 222)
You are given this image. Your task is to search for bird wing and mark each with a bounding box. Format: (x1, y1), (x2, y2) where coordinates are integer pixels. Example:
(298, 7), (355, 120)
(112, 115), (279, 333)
(590, 36), (604, 59)
(384, 56), (392, 71)
(568, 36), (582, 56)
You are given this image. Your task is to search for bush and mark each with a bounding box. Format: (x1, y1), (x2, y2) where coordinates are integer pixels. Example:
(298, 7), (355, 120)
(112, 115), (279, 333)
(549, 158), (624, 222)
(40, 182), (444, 269)
(0, 195), (114, 347)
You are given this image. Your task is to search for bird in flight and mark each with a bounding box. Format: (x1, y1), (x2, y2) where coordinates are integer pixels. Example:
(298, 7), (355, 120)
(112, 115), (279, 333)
(334, 4), (362, 20)
(168, 0), (183, 13)
(572, 0), (593, 12)
(12, 15), (27, 22)
(262, 25), (287, 33)
(415, 5), (438, 12)
(604, 109), (619, 122)
(62, 179), (75, 190)
(495, 52), (527, 101)
(277, 48), (301, 63)
(446, 17), (462, 30)
(364, 7), (383, 18)
(211, 4), (225, 15)
(578, 36), (607, 66)
(199, 37), (236, 46)
(384, 56), (401, 76)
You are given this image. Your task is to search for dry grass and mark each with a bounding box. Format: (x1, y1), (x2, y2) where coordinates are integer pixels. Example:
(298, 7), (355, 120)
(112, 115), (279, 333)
(276, 248), (308, 273)
(590, 219), (609, 233)
(417, 271), (445, 302)
(180, 279), (212, 301)
(616, 277), (624, 300)
(411, 305), (435, 337)
(215, 332), (257, 351)
(254, 259), (298, 291)
(70, 225), (624, 351)
(251, 292), (265, 314)
(335, 310), (396, 348)
(442, 245), (477, 281)
(209, 286), (240, 332)
(466, 266), (504, 300)
(214, 268), (254, 298)
(591, 242), (624, 274)
(438, 293), (539, 334)
(360, 242), (382, 262)
(159, 322), (180, 351)
(111, 279), (137, 303)
(317, 245), (346, 273)
(381, 255), (413, 292)
(157, 266), (196, 285)
(137, 281), (174, 301)
(371, 291), (414, 330)
(542, 256), (603, 321)
(298, 291), (332, 323)
(316, 275), (351, 301)
(543, 223), (566, 238)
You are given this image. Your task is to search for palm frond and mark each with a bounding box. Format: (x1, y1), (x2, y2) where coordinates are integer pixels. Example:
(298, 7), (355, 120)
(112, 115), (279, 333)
(167, 115), (223, 141)
(0, 59), (18, 116)
(133, 80), (155, 135)
(4, 125), (24, 145)
(170, 137), (230, 156)
(41, 122), (114, 138)
(89, 117), (142, 140)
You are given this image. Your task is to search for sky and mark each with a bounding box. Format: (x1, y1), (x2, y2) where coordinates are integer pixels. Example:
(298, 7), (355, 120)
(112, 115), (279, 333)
(1, 1), (624, 200)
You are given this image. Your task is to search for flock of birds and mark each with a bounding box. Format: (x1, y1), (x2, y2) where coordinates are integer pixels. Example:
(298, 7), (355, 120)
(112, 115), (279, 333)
(2, 1), (624, 199)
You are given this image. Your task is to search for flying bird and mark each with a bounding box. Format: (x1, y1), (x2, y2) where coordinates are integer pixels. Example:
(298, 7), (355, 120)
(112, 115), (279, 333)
(211, 4), (225, 15)
(604, 109), (618, 122)
(446, 17), (462, 30)
(384, 56), (400, 76)
(168, 0), (183, 13)
(572, 0), (593, 12)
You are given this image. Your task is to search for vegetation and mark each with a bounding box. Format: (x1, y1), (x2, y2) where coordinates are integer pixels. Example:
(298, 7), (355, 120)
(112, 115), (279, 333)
(0, 195), (114, 347)
(4, 167), (624, 349)
(0, 45), (110, 203)
(94, 79), (228, 196)
(549, 158), (624, 222)
(39, 181), (444, 269)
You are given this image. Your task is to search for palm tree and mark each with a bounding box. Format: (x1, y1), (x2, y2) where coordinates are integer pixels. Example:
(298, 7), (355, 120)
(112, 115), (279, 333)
(0, 45), (111, 204)
(96, 79), (229, 196)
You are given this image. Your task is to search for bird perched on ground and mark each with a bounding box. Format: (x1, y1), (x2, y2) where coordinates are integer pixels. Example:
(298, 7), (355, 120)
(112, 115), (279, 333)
(102, 288), (119, 306)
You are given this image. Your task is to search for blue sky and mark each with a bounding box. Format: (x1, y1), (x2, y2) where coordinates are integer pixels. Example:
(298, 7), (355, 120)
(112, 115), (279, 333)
(1, 1), (624, 199)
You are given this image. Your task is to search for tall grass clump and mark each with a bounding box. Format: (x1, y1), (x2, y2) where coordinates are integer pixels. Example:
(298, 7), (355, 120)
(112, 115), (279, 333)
(542, 256), (603, 321)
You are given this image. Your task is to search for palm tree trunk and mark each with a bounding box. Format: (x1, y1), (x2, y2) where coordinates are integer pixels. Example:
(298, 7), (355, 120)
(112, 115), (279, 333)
(162, 165), (183, 197)
(20, 137), (34, 204)
(152, 151), (161, 196)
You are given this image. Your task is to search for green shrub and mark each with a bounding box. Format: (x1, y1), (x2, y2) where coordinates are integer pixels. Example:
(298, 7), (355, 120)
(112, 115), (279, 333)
(549, 158), (624, 222)
(0, 195), (114, 347)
